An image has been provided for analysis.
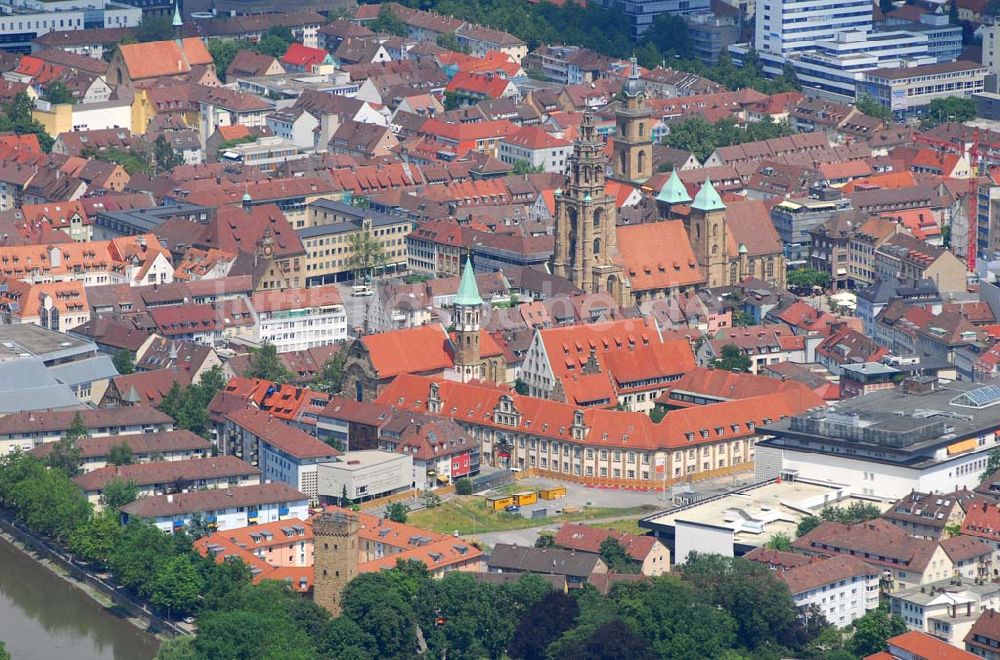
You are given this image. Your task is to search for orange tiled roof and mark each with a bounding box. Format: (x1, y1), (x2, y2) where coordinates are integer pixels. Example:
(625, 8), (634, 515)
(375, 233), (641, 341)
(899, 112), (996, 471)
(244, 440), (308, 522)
(119, 37), (213, 80)
(616, 221), (704, 291)
(840, 171), (917, 192)
(376, 374), (822, 450)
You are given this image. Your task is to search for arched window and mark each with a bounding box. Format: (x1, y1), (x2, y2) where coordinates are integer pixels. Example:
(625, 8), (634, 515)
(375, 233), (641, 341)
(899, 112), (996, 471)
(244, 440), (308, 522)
(695, 224), (701, 239)
(730, 262), (738, 285)
(712, 244), (718, 255)
(593, 238), (601, 255)
(593, 208), (603, 230)
(639, 122), (645, 137)
(712, 223), (718, 238)
(619, 151), (626, 173)
(637, 150), (646, 174)
(766, 258), (774, 279)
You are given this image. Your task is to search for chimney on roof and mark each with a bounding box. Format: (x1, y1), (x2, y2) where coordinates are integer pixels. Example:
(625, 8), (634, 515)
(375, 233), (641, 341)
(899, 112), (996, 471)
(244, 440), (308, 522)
(167, 493), (174, 503)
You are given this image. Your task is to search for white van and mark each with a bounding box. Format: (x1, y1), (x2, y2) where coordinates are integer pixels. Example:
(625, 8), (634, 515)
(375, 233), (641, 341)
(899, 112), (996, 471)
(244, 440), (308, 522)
(351, 285), (374, 297)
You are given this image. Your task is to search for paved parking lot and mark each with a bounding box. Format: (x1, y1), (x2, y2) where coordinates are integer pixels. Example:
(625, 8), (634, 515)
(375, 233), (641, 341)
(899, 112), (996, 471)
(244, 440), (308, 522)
(333, 282), (371, 336)
(503, 473), (759, 515)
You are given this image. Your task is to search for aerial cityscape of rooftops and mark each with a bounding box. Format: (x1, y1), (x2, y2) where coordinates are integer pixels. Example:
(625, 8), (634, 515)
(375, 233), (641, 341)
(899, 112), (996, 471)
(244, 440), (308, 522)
(9, 0), (1000, 658)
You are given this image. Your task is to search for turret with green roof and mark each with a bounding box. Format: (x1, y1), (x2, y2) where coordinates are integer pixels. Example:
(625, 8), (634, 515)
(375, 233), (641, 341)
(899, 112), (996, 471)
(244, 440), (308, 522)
(454, 257), (483, 307)
(691, 178), (725, 213)
(656, 168), (692, 206)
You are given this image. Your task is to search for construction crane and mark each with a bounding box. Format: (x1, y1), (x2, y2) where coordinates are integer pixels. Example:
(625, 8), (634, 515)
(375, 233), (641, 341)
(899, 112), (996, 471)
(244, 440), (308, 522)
(913, 128), (993, 272)
(971, 129), (980, 273)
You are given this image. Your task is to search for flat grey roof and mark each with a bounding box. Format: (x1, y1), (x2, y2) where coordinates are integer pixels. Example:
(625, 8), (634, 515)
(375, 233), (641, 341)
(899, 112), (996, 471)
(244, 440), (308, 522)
(0, 324), (94, 362)
(321, 450), (409, 471)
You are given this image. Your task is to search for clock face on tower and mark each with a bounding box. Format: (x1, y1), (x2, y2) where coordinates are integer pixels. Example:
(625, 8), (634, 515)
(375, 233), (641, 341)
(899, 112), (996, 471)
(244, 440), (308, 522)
(262, 244), (273, 257)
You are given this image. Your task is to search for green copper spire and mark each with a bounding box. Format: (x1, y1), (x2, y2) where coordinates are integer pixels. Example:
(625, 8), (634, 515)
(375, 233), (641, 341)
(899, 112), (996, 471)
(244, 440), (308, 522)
(172, 1), (183, 28)
(692, 177), (725, 212)
(454, 257), (483, 307)
(656, 168), (692, 205)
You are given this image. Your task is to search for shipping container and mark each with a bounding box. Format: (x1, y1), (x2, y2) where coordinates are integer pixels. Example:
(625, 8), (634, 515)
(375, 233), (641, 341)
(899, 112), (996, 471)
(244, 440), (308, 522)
(513, 491), (538, 506)
(539, 487), (567, 500)
(485, 495), (514, 511)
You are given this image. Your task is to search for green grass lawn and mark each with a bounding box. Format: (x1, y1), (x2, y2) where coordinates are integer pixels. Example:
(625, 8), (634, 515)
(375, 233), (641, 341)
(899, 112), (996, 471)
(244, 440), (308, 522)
(407, 496), (657, 535)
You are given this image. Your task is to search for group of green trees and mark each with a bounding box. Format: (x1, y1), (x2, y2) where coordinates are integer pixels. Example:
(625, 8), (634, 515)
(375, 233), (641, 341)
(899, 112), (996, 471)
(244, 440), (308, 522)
(158, 365), (227, 437)
(665, 116), (796, 162)
(711, 344), (753, 373)
(787, 268), (833, 292)
(80, 135), (184, 176)
(157, 551), (903, 660)
(378, 0), (792, 94)
(795, 501), (882, 538)
(0, 92), (53, 152)
(207, 27), (295, 82)
(922, 97), (977, 129)
(244, 340), (348, 395)
(0, 449), (208, 617)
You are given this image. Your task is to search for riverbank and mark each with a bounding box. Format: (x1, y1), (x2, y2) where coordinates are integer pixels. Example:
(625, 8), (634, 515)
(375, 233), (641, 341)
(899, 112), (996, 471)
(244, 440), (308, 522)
(0, 513), (175, 657)
(0, 534), (160, 660)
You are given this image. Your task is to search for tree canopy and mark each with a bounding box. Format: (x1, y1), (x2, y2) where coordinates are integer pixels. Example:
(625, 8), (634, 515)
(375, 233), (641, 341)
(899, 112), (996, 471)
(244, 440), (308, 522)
(665, 116), (796, 162)
(158, 366), (227, 436)
(922, 97), (976, 128)
(244, 343), (293, 385)
(787, 268), (832, 291)
(711, 344), (752, 373)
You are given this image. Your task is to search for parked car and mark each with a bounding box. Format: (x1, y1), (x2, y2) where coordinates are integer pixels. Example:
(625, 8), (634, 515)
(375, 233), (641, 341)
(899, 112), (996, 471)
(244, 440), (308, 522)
(504, 504), (520, 513)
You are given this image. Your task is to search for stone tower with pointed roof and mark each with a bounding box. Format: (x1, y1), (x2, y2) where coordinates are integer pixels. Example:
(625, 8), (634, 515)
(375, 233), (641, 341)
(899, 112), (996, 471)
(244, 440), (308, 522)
(687, 178), (729, 287)
(656, 168), (692, 218)
(172, 1), (183, 45)
(453, 257), (483, 382)
(612, 57), (653, 183)
(551, 113), (626, 306)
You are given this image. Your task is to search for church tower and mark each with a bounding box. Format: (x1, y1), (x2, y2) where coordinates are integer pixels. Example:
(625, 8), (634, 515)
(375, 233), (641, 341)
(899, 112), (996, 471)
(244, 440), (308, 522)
(655, 168), (692, 219)
(312, 510), (359, 616)
(552, 113), (626, 305)
(452, 257), (483, 383)
(612, 57), (653, 183)
(686, 178), (729, 288)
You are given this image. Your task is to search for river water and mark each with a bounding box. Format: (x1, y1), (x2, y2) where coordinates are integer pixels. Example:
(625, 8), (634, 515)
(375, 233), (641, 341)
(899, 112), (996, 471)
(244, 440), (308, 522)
(0, 538), (160, 660)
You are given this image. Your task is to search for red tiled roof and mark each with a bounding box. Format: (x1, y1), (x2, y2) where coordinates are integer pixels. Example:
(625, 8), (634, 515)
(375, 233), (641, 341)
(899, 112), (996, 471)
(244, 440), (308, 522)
(881, 631), (977, 660)
(29, 430), (209, 461)
(554, 522), (658, 560)
(360, 324), (502, 379)
(502, 125), (570, 150)
(226, 407), (340, 459)
(779, 555), (876, 595)
(73, 456), (259, 492)
(656, 366), (819, 406)
(281, 43), (330, 68)
(616, 221), (704, 291)
(376, 374), (821, 450)
(119, 38), (213, 80)
(121, 482), (307, 518)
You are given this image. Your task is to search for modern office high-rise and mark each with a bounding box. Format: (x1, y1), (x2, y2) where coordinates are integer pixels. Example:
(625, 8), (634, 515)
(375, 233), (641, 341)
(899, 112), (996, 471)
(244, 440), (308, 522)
(754, 0), (873, 56)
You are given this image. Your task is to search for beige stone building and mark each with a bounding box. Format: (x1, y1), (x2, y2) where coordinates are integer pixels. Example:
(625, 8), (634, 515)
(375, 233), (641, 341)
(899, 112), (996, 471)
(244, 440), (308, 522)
(300, 200), (412, 285)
